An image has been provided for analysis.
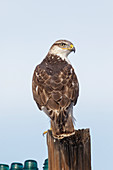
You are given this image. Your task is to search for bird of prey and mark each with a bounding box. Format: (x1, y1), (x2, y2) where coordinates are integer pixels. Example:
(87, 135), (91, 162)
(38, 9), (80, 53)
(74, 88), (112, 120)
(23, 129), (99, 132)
(32, 40), (79, 139)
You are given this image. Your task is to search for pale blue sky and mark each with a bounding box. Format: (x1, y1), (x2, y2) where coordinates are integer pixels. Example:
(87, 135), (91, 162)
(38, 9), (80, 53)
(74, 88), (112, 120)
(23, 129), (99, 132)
(0, 0), (113, 169)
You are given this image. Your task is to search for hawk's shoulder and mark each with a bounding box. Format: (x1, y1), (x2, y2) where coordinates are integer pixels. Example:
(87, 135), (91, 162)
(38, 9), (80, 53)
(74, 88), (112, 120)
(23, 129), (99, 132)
(39, 54), (68, 75)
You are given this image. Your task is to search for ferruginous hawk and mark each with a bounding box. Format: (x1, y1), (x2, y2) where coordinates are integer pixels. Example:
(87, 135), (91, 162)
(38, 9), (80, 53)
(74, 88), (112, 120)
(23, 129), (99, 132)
(32, 40), (79, 139)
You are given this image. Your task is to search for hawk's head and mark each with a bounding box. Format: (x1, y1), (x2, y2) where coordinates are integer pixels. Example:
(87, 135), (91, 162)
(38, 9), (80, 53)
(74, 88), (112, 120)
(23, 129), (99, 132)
(48, 40), (75, 59)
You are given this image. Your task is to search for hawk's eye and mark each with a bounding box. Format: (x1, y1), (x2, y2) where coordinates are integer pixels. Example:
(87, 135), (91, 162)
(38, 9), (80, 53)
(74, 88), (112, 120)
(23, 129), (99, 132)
(60, 43), (66, 47)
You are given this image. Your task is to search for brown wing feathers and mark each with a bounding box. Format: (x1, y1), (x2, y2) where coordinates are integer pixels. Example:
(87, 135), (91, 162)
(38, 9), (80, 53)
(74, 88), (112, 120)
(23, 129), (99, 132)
(32, 57), (79, 122)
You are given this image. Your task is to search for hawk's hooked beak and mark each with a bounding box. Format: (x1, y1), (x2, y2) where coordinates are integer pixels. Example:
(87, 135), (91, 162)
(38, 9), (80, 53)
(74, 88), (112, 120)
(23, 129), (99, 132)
(70, 44), (75, 53)
(62, 44), (75, 53)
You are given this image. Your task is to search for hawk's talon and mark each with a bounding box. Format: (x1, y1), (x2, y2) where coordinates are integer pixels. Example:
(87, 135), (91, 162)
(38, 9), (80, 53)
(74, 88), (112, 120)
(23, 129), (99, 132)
(43, 128), (52, 136)
(43, 130), (48, 136)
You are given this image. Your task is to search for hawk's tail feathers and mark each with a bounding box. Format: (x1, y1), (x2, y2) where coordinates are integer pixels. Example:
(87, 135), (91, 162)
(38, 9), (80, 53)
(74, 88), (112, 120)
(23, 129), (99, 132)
(51, 109), (75, 138)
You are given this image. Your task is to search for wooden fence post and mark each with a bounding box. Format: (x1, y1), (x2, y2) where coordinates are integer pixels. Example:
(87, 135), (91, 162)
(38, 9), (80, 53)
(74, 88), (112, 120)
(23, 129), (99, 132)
(47, 129), (91, 170)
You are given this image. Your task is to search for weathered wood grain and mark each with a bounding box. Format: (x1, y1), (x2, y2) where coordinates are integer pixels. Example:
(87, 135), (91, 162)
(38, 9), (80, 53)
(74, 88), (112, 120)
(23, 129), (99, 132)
(47, 129), (91, 170)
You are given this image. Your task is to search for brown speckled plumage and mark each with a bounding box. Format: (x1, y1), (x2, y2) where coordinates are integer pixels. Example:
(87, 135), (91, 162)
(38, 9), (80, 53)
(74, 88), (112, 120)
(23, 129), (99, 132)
(32, 40), (79, 138)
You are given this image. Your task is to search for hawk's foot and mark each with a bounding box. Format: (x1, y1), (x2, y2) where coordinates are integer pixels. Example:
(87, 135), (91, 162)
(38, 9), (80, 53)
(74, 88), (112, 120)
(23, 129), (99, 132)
(43, 127), (52, 136)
